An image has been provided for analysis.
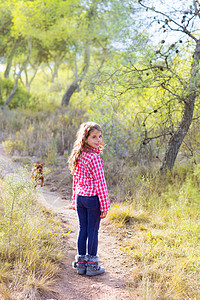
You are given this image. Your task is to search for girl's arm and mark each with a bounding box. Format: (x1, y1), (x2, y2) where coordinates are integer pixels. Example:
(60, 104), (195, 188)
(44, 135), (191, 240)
(72, 175), (77, 210)
(90, 155), (110, 213)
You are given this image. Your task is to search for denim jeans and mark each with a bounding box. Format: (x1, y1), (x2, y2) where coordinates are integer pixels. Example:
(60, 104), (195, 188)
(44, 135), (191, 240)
(76, 195), (101, 256)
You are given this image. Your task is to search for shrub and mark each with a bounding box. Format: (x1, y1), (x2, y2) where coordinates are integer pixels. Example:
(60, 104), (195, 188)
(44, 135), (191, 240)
(0, 168), (67, 298)
(0, 76), (34, 109)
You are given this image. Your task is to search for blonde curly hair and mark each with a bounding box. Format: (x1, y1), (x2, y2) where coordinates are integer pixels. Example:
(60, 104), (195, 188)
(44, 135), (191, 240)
(68, 122), (104, 174)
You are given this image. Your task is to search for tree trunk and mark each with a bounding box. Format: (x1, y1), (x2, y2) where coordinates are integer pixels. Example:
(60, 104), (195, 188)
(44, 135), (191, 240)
(4, 39), (20, 78)
(25, 65), (38, 91)
(75, 52), (81, 92)
(3, 72), (22, 106)
(160, 39), (200, 172)
(3, 39), (32, 107)
(51, 58), (62, 83)
(160, 101), (195, 172)
(62, 41), (90, 106)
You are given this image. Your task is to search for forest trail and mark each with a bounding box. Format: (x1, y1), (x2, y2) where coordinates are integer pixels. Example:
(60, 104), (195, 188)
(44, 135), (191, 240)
(0, 144), (133, 300)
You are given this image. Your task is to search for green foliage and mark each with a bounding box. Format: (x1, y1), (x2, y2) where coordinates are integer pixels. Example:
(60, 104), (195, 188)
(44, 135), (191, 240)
(0, 0), (13, 53)
(0, 76), (34, 108)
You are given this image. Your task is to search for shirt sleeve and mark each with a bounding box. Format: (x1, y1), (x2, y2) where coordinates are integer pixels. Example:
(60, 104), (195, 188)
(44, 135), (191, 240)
(90, 154), (110, 212)
(72, 175), (78, 206)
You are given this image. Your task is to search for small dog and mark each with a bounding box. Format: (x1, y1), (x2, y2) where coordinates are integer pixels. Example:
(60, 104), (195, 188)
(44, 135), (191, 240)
(31, 163), (44, 189)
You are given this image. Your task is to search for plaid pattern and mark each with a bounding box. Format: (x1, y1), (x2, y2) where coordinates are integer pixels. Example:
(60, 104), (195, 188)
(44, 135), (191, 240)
(72, 148), (110, 212)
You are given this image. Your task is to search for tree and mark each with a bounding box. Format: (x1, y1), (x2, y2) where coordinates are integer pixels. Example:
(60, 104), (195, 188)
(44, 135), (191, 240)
(61, 40), (90, 105)
(117, 0), (200, 172)
(0, 0), (21, 79)
(10, 0), (84, 103)
(61, 0), (110, 106)
(3, 38), (32, 107)
(0, 0), (34, 106)
(1, 0), (141, 108)
(62, 0), (141, 105)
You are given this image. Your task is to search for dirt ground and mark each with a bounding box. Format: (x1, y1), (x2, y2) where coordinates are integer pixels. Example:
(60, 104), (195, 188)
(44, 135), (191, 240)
(0, 144), (135, 300)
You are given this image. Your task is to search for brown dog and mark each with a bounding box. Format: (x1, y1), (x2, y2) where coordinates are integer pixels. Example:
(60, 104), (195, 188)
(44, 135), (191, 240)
(31, 163), (44, 189)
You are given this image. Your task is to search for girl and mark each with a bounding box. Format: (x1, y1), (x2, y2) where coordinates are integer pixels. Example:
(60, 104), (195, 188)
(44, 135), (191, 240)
(68, 122), (110, 276)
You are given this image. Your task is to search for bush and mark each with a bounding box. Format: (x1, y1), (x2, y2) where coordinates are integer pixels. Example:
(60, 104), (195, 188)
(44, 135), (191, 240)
(0, 76), (34, 109)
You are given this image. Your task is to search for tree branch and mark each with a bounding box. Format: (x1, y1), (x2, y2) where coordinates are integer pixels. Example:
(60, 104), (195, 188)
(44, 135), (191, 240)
(193, 0), (200, 19)
(138, 1), (198, 42)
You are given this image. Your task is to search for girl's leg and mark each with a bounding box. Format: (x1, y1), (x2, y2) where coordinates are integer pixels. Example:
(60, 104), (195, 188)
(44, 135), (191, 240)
(86, 196), (104, 276)
(76, 195), (88, 255)
(76, 195), (104, 276)
(87, 196), (101, 256)
(76, 195), (101, 255)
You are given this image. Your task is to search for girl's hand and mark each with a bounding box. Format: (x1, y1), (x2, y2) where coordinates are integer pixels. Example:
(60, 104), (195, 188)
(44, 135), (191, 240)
(72, 204), (76, 210)
(100, 211), (107, 219)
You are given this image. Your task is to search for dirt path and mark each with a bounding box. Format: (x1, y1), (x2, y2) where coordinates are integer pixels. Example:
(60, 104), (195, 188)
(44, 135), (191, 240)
(0, 144), (132, 300)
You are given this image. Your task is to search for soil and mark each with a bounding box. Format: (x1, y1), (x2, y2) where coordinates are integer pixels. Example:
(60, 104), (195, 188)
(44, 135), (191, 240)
(0, 144), (134, 300)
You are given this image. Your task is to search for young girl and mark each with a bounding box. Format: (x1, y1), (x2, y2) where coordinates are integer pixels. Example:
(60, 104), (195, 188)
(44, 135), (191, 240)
(68, 122), (110, 276)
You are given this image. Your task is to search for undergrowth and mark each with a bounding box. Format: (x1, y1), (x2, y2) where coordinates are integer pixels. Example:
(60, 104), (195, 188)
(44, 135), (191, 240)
(108, 164), (200, 300)
(0, 106), (87, 163)
(0, 168), (68, 299)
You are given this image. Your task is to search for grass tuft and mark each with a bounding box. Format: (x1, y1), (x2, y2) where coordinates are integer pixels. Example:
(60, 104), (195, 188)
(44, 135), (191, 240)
(0, 168), (67, 299)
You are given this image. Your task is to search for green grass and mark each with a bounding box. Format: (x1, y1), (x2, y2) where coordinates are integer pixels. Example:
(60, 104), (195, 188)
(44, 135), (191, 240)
(0, 168), (68, 299)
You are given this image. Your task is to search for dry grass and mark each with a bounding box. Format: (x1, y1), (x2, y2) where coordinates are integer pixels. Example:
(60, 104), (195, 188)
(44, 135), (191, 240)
(0, 107), (87, 162)
(0, 168), (67, 299)
(108, 166), (200, 299)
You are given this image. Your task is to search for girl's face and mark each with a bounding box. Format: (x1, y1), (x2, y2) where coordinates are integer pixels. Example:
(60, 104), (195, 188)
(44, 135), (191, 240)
(85, 129), (102, 149)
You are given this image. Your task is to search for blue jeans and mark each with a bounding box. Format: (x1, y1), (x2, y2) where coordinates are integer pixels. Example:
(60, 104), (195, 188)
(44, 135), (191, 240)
(76, 195), (101, 256)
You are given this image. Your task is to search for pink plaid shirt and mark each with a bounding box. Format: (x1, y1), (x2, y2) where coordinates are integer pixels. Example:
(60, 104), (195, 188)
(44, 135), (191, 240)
(72, 148), (110, 212)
